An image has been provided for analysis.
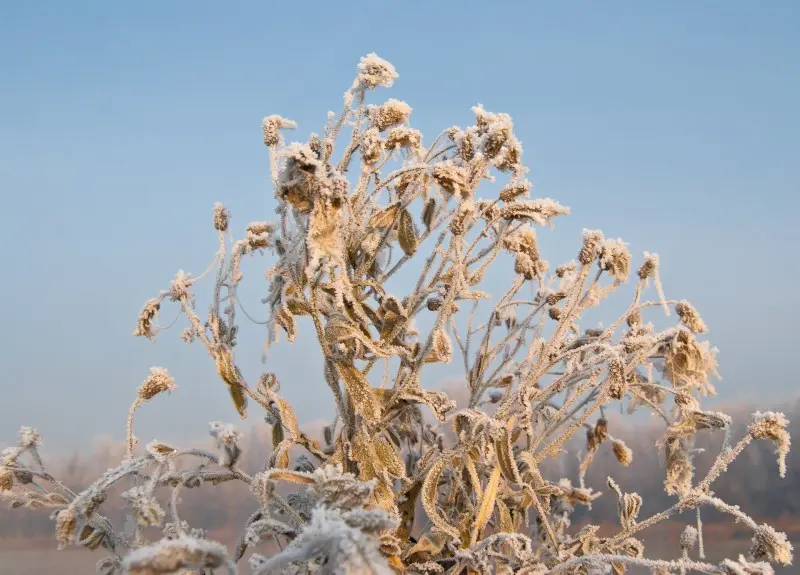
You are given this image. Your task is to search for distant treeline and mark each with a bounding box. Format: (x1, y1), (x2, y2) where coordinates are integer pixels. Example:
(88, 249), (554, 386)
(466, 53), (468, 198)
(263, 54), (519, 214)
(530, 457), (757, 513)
(2, 397), (798, 542)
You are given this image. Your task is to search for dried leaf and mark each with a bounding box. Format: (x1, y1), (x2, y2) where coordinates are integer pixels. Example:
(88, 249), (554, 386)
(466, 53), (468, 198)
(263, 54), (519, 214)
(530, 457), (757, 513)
(375, 437), (407, 478)
(398, 208), (418, 256)
(274, 397), (301, 440)
(464, 454), (483, 502)
(403, 531), (448, 560)
(266, 470), (315, 484)
(424, 328), (453, 364)
(269, 440), (291, 469)
(369, 203), (401, 228)
(271, 423), (284, 448)
(214, 348), (248, 419)
(274, 304), (297, 342)
(286, 297), (311, 316)
(335, 363), (383, 422)
(495, 427), (522, 485)
(421, 456), (460, 539)
(422, 198), (437, 231)
(471, 465), (502, 544)
(496, 498), (514, 533)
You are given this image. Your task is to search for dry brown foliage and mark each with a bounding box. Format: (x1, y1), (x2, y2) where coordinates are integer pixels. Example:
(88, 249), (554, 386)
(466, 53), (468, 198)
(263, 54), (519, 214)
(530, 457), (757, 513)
(1, 54), (793, 575)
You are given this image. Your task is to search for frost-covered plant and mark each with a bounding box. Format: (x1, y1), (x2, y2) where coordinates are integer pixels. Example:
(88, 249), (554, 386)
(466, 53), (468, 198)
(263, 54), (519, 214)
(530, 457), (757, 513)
(1, 53), (793, 574)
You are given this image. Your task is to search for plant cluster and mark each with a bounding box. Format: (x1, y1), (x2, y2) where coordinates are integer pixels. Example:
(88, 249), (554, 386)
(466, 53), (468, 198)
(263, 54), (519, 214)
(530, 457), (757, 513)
(1, 54), (793, 575)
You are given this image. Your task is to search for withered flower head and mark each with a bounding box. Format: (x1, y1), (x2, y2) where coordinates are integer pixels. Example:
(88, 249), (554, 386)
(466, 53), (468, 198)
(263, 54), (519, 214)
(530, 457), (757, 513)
(638, 251), (659, 280)
(385, 126), (422, 151)
(367, 99), (412, 132)
(499, 180), (532, 202)
(612, 439), (633, 467)
(749, 411), (791, 478)
(356, 53), (398, 90)
(676, 300), (708, 334)
(750, 523), (794, 566)
(137, 367), (176, 401)
(134, 298), (161, 340)
(212, 202), (229, 232)
(579, 229), (605, 265)
(262, 114), (296, 147)
(598, 238), (631, 281)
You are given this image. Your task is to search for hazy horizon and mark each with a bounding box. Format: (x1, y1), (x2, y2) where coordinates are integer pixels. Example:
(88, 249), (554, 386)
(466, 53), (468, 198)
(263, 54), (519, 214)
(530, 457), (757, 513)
(2, 1), (799, 454)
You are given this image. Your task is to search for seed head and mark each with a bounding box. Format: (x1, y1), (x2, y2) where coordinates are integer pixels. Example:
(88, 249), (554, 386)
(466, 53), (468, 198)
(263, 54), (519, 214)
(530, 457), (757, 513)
(262, 114), (296, 147)
(367, 99), (412, 132)
(556, 261), (576, 278)
(612, 440), (633, 467)
(638, 251), (659, 280)
(360, 127), (383, 165)
(750, 524), (794, 566)
(212, 202), (229, 232)
(168, 270), (192, 302)
(134, 298), (161, 340)
(426, 297), (443, 311)
(579, 229), (605, 265)
(55, 507), (77, 550)
(356, 53), (398, 90)
(384, 126), (422, 151)
(432, 161), (468, 198)
(676, 300), (708, 333)
(17, 426), (40, 449)
(598, 238), (631, 281)
(137, 367), (176, 401)
(680, 525), (699, 551)
(209, 421), (243, 467)
(499, 180), (532, 202)
(749, 412), (791, 478)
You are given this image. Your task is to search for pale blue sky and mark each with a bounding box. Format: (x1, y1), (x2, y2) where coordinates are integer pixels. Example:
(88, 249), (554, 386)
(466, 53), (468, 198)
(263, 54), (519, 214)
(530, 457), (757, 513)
(1, 1), (798, 454)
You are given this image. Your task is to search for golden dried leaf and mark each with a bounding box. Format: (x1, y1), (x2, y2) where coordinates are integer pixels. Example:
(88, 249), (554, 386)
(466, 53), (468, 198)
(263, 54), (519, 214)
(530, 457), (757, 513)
(274, 397), (301, 440)
(496, 498), (514, 533)
(422, 197), (437, 231)
(224, 384), (247, 419)
(373, 476), (398, 514)
(286, 297), (311, 316)
(387, 554), (406, 574)
(464, 454), (483, 501)
(269, 440), (291, 469)
(403, 530), (448, 560)
(472, 465), (502, 544)
(495, 428), (521, 485)
(266, 470), (315, 484)
(369, 202), (401, 228)
(421, 456), (460, 539)
(79, 525), (105, 550)
(395, 481), (422, 542)
(308, 195), (342, 258)
(398, 208), (418, 256)
(215, 348), (247, 418)
(275, 304), (298, 342)
(335, 363), (382, 422)
(375, 437), (407, 478)
(424, 328), (453, 364)
(271, 423), (284, 448)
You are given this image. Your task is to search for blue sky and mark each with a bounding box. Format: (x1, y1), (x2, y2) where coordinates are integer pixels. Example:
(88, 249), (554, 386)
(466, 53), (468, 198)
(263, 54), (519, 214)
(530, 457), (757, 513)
(1, 1), (798, 454)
